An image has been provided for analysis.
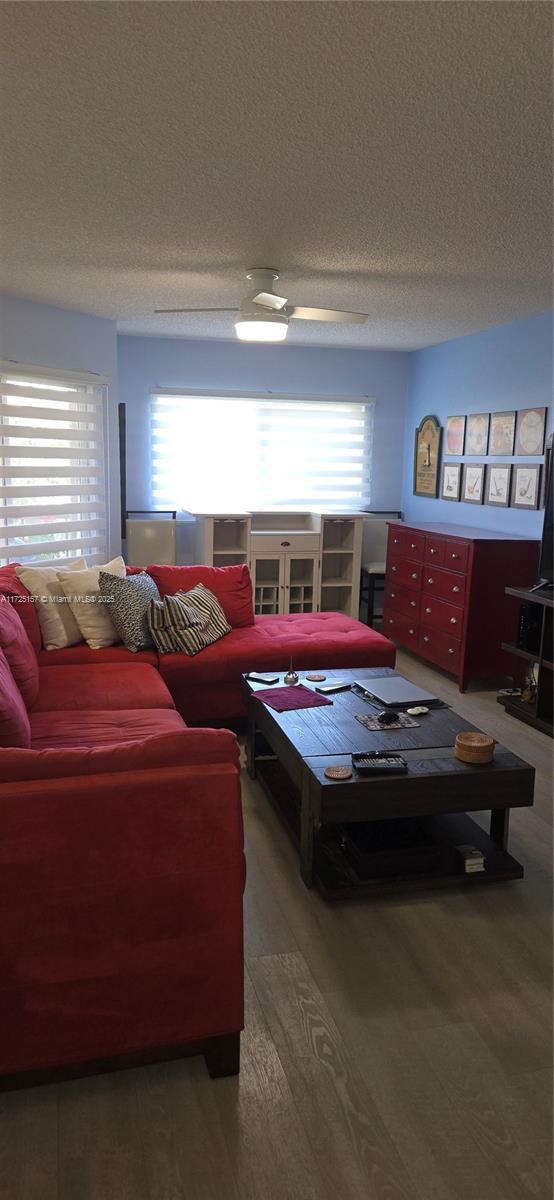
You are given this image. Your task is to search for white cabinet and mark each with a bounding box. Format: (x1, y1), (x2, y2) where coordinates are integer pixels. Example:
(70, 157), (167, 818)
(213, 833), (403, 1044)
(186, 509), (363, 619)
(252, 551), (319, 616)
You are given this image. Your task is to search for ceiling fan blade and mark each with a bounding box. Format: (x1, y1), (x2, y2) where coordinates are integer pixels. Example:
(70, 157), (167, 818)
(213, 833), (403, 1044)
(288, 306), (368, 324)
(154, 307), (238, 314)
(252, 292), (288, 311)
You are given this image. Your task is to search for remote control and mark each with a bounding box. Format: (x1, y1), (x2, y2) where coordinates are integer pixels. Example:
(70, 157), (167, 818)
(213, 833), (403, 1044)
(315, 681), (351, 694)
(352, 752), (408, 774)
(246, 673), (279, 685)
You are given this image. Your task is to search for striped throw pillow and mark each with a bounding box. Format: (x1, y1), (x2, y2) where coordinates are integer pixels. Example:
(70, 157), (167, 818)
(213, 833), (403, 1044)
(148, 583), (231, 655)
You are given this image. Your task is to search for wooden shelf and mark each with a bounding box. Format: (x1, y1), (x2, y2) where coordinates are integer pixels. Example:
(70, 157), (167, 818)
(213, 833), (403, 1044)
(501, 642), (540, 663)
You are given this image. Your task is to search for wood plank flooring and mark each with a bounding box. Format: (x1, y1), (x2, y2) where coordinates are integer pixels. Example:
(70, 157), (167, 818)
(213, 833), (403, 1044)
(2, 651), (552, 1199)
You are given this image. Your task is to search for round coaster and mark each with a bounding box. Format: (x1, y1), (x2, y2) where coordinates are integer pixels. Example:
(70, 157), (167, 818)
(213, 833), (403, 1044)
(306, 673), (326, 682)
(324, 765), (352, 781)
(407, 706), (429, 715)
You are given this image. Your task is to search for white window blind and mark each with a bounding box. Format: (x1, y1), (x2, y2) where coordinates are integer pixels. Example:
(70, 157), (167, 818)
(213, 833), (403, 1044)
(0, 365), (108, 566)
(151, 392), (374, 511)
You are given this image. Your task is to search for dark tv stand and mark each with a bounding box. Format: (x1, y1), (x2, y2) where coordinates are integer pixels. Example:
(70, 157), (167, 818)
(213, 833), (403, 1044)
(499, 586), (553, 737)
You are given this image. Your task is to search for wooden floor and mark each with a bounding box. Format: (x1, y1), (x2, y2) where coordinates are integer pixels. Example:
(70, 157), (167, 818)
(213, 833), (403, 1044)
(2, 650), (552, 1200)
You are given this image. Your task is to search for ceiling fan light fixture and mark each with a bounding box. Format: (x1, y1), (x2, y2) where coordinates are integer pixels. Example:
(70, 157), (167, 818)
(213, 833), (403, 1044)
(235, 311), (288, 342)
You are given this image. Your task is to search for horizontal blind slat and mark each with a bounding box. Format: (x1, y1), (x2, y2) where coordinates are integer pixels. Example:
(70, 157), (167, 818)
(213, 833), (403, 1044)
(1, 519), (106, 538)
(0, 536), (107, 559)
(0, 402), (102, 424)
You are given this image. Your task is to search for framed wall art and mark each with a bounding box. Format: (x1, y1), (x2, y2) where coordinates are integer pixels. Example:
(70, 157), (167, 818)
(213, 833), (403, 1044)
(485, 463), (511, 507)
(466, 413), (490, 456)
(413, 414), (442, 497)
(444, 415), (466, 456)
(515, 408), (546, 456)
(489, 410), (516, 456)
(511, 463), (542, 510)
(462, 462), (485, 505)
(441, 461), (461, 501)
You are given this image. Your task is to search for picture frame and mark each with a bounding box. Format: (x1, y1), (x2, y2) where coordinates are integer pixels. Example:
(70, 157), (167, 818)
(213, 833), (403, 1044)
(413, 414), (442, 497)
(466, 412), (490, 456)
(511, 463), (542, 510)
(462, 462), (485, 505)
(515, 408), (546, 457)
(485, 463), (511, 507)
(441, 461), (462, 501)
(444, 415), (466, 456)
(489, 410), (516, 456)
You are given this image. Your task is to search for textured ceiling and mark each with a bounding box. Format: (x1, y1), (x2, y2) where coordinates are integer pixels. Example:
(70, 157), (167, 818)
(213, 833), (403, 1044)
(0, 2), (552, 350)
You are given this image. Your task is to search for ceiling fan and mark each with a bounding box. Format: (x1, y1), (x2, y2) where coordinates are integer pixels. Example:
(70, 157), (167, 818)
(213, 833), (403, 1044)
(154, 268), (368, 342)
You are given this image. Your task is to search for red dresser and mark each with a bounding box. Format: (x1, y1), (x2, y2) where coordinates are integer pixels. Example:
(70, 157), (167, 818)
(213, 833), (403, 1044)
(383, 521), (540, 691)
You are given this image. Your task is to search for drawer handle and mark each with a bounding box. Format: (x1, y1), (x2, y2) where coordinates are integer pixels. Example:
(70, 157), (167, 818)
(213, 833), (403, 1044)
(450, 616), (457, 625)
(393, 538), (399, 544)
(451, 553), (460, 560)
(392, 565), (397, 572)
(388, 619), (394, 625)
(409, 628), (415, 635)
(430, 548), (437, 555)
(411, 572), (418, 579)
(410, 600), (416, 608)
(425, 606), (432, 614)
(281, 540), (291, 547)
(427, 577), (434, 584)
(390, 591), (396, 598)
(411, 542), (417, 550)
(452, 585), (460, 593)
(423, 635), (430, 643)
(448, 647), (455, 655)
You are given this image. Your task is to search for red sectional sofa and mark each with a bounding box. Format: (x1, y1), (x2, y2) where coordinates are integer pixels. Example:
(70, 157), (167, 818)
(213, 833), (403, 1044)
(0, 560), (395, 1088)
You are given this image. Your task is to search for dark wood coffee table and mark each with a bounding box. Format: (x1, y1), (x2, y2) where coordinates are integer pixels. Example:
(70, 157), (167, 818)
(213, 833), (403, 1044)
(242, 668), (535, 899)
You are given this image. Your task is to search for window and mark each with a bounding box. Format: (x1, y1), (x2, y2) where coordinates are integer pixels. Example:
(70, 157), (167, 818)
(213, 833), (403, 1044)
(0, 364), (108, 566)
(151, 392), (374, 511)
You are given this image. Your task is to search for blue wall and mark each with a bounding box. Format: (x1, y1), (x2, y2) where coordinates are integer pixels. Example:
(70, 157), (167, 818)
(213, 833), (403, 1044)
(0, 295), (121, 557)
(117, 335), (409, 513)
(403, 312), (553, 537)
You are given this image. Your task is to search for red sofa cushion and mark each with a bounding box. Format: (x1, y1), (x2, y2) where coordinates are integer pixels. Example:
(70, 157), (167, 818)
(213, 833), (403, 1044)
(30, 707), (185, 751)
(0, 648), (31, 747)
(0, 595), (39, 707)
(147, 563), (254, 628)
(0, 564), (42, 654)
(158, 612), (396, 724)
(33, 663), (174, 713)
(0, 728), (240, 782)
(37, 644), (158, 668)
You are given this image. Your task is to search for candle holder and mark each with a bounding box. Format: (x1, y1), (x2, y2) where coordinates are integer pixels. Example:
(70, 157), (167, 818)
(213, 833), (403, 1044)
(284, 658), (299, 686)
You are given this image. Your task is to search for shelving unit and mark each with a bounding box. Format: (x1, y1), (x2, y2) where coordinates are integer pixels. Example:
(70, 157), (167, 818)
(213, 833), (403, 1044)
(319, 515), (363, 618)
(499, 585), (553, 736)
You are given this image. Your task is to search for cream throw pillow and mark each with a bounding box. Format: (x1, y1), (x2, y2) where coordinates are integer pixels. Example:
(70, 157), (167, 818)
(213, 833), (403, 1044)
(16, 558), (88, 651)
(58, 556), (126, 649)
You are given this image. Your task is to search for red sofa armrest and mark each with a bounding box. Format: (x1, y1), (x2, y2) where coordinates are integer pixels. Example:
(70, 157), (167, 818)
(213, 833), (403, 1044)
(0, 727), (240, 783)
(0, 760), (244, 1078)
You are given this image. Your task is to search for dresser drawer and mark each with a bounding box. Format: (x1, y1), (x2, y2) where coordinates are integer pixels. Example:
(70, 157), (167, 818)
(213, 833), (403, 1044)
(383, 609), (419, 647)
(388, 527), (425, 562)
(420, 595), (463, 635)
(422, 565), (466, 605)
(418, 627), (461, 673)
(384, 586), (420, 618)
(443, 539), (470, 573)
(387, 557), (422, 591)
(424, 536), (446, 566)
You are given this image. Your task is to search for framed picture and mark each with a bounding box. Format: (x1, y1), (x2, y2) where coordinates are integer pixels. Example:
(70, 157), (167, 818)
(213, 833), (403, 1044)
(413, 415), (442, 497)
(511, 463), (542, 510)
(462, 462), (485, 505)
(441, 462), (461, 501)
(485, 464), (511, 507)
(444, 415), (466, 456)
(515, 408), (546, 456)
(489, 411), (516, 456)
(466, 413), (490, 456)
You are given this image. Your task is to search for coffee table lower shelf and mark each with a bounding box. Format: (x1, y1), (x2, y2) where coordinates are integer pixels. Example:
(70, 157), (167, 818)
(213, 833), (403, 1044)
(255, 758), (524, 900)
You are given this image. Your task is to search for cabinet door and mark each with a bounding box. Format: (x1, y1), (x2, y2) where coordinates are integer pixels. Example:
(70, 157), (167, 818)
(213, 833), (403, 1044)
(284, 554), (318, 614)
(252, 554), (285, 615)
